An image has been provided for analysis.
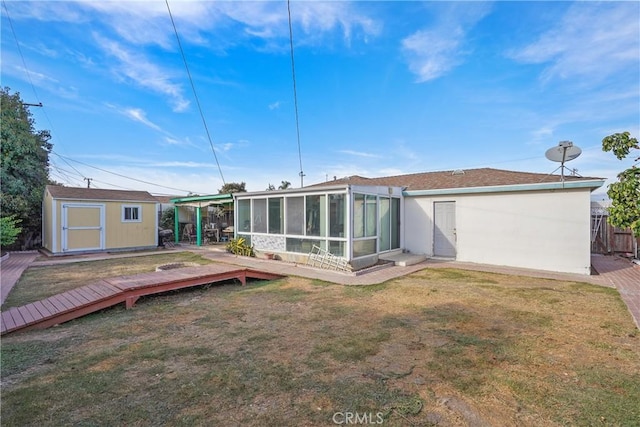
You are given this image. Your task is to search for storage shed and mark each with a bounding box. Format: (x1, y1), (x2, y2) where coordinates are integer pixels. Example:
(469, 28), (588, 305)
(42, 186), (159, 255)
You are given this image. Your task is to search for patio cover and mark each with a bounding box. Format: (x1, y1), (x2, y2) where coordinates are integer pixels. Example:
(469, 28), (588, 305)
(170, 193), (233, 245)
(170, 193), (233, 206)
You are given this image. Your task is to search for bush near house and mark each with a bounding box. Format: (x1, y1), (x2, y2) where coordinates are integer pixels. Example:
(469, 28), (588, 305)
(226, 237), (254, 257)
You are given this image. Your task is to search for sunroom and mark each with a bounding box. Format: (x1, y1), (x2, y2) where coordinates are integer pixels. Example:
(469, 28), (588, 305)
(233, 185), (403, 270)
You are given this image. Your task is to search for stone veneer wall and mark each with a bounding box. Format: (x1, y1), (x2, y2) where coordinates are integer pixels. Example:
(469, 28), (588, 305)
(252, 235), (286, 252)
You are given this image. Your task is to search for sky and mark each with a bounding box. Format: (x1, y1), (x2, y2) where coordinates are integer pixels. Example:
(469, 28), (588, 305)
(1, 1), (638, 199)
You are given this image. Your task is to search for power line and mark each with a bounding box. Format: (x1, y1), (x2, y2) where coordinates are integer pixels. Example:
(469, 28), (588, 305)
(50, 163), (81, 186)
(51, 151), (196, 193)
(165, 0), (225, 186)
(2, 0), (40, 104)
(287, 0), (304, 187)
(50, 162), (153, 191)
(3, 0), (89, 182)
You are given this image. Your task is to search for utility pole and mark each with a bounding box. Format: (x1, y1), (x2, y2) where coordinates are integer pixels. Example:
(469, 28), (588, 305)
(84, 178), (93, 188)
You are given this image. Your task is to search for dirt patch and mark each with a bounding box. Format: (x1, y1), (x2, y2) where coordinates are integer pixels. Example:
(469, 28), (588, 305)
(155, 261), (200, 271)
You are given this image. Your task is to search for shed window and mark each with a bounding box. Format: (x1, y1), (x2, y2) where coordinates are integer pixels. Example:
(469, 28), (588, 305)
(122, 205), (141, 222)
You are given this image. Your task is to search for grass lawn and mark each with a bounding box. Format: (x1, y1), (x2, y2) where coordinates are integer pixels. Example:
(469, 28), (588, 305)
(1, 257), (639, 426)
(1, 251), (213, 309)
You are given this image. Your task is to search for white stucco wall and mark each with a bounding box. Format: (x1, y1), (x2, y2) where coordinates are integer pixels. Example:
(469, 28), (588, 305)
(404, 189), (593, 275)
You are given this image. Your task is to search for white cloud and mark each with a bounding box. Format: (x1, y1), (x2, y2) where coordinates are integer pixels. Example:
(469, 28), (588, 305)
(217, 142), (235, 153)
(401, 3), (491, 82)
(93, 34), (189, 112)
(268, 101), (281, 110)
(339, 149), (381, 158)
(293, 2), (382, 46)
(402, 27), (465, 82)
(8, 1), (381, 50)
(123, 108), (163, 132)
(509, 3), (640, 85)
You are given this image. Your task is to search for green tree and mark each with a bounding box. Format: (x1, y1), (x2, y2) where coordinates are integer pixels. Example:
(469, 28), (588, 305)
(0, 215), (22, 248)
(159, 208), (175, 230)
(219, 182), (246, 194)
(602, 131), (639, 238)
(0, 87), (53, 247)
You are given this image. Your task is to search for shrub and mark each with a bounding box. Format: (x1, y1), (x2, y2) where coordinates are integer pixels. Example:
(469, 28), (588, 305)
(226, 237), (254, 257)
(1, 215), (22, 248)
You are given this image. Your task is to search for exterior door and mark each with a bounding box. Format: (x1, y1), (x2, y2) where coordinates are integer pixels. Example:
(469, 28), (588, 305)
(433, 201), (456, 257)
(62, 203), (105, 252)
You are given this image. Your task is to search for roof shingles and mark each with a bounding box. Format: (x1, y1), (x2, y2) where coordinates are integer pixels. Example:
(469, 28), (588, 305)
(309, 168), (602, 191)
(46, 185), (158, 203)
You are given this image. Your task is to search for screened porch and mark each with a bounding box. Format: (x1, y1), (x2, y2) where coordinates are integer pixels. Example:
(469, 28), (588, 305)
(233, 185), (403, 270)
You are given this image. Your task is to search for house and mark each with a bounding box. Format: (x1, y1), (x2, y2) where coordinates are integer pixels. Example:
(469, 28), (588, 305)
(233, 168), (605, 275)
(42, 186), (159, 255)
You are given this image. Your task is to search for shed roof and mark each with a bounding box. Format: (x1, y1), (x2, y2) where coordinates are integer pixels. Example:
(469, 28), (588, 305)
(46, 185), (158, 203)
(308, 168), (602, 191)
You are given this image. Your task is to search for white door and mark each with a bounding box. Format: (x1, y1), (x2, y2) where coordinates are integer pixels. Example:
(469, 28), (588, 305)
(62, 203), (105, 252)
(433, 201), (456, 257)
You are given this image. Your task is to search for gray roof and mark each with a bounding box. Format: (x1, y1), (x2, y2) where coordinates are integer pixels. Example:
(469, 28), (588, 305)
(308, 168), (603, 191)
(46, 185), (158, 203)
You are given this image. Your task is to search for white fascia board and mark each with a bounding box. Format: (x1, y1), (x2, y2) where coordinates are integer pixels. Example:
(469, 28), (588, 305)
(350, 185), (404, 196)
(235, 184), (350, 199)
(403, 179), (605, 197)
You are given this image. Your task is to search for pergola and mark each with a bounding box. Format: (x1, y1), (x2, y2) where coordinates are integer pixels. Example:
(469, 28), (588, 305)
(170, 193), (233, 246)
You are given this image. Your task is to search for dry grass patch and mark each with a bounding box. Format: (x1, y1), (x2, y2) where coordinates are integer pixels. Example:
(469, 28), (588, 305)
(1, 264), (638, 426)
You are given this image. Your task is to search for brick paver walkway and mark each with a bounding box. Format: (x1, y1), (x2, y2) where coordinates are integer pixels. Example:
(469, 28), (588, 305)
(590, 254), (640, 329)
(1, 252), (38, 305)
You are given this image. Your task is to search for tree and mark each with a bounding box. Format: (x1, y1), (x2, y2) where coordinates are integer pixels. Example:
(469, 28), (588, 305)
(0, 87), (53, 247)
(159, 208), (175, 230)
(278, 180), (291, 190)
(0, 215), (22, 248)
(602, 131), (639, 238)
(219, 182), (246, 194)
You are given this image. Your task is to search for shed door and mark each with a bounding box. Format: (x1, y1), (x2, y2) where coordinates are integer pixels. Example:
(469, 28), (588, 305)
(62, 203), (105, 252)
(434, 201), (456, 258)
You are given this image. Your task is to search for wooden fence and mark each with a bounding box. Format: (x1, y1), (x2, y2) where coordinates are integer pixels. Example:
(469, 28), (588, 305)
(591, 215), (638, 255)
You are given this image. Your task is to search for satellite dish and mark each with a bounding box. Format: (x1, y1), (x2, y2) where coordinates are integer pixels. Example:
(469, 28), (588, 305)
(545, 141), (582, 163)
(544, 140), (582, 184)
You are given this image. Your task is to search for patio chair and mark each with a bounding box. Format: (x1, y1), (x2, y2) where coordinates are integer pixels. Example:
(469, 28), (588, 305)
(183, 223), (196, 244)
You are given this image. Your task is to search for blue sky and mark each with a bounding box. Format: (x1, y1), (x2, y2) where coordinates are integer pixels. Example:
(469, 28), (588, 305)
(2, 1), (638, 198)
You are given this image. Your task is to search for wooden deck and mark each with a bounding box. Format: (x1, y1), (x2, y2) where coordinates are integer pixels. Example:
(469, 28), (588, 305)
(1, 264), (283, 336)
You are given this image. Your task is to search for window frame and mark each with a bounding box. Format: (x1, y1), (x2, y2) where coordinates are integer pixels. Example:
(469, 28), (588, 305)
(121, 204), (142, 223)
